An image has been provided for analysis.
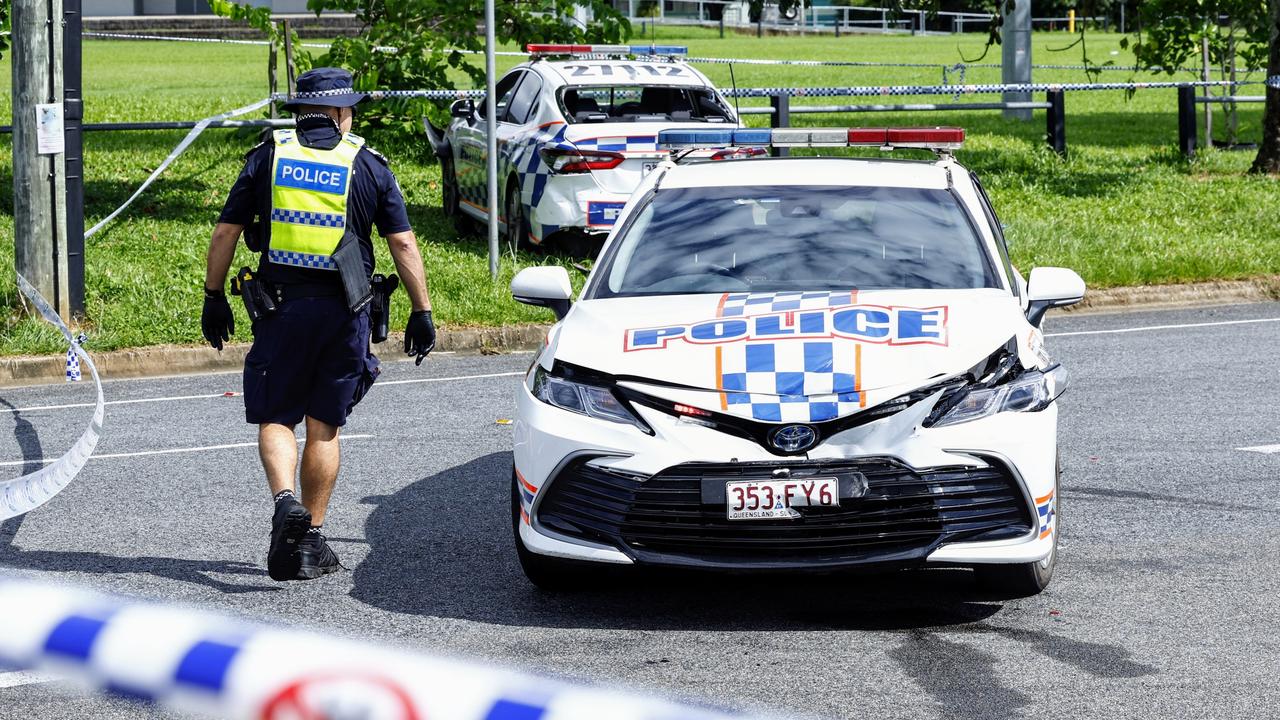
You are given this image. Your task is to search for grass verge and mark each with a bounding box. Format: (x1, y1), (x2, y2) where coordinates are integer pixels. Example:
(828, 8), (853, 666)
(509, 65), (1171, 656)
(0, 31), (1275, 355)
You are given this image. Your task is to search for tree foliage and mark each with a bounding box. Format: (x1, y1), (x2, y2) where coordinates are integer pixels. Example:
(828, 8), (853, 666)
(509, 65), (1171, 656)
(1122, 0), (1268, 73)
(1120, 0), (1268, 145)
(210, 0), (630, 136)
(0, 4), (10, 62)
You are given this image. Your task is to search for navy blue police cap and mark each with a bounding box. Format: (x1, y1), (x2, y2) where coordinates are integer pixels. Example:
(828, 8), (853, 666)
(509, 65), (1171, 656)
(283, 67), (367, 112)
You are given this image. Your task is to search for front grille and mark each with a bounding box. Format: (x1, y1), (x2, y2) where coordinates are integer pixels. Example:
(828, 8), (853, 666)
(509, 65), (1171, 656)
(535, 457), (1034, 568)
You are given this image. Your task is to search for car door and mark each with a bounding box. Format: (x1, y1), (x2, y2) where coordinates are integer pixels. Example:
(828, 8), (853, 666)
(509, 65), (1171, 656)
(454, 70), (524, 217)
(497, 69), (545, 223)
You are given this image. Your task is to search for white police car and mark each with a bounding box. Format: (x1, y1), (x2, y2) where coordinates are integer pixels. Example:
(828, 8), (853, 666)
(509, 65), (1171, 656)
(508, 127), (1086, 596)
(426, 44), (740, 255)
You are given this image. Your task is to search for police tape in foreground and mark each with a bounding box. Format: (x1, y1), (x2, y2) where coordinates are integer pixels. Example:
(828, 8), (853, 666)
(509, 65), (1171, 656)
(0, 276), (104, 521)
(0, 577), (786, 720)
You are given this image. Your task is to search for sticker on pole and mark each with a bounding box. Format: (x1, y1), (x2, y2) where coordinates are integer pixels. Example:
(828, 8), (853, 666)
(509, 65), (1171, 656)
(36, 103), (65, 155)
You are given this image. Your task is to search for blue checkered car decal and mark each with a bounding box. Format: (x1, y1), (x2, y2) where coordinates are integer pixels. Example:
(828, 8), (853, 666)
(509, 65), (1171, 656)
(720, 340), (860, 423)
(270, 208), (345, 229)
(572, 135), (659, 152)
(720, 291), (856, 317)
(267, 249), (336, 270)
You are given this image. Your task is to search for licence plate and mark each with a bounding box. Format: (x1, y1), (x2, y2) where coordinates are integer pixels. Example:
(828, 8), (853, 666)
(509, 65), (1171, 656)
(726, 477), (839, 520)
(642, 161), (659, 175)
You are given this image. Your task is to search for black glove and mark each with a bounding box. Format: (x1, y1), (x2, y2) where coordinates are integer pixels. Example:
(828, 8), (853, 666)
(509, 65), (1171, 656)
(201, 287), (235, 351)
(405, 310), (436, 366)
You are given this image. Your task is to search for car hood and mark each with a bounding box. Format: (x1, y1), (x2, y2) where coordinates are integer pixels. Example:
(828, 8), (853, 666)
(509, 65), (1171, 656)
(546, 289), (1034, 423)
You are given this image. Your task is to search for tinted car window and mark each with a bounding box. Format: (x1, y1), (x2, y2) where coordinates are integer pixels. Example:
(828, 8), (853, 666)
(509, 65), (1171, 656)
(593, 184), (998, 298)
(506, 72), (542, 124)
(560, 85), (731, 123)
(479, 71), (522, 120)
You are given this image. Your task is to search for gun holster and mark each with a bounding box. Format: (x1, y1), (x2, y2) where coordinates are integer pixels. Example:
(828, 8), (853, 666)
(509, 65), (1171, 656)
(370, 273), (400, 344)
(230, 267), (277, 323)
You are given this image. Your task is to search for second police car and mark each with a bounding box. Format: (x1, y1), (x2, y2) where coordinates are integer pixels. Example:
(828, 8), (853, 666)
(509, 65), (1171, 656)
(509, 127), (1087, 597)
(427, 45), (740, 255)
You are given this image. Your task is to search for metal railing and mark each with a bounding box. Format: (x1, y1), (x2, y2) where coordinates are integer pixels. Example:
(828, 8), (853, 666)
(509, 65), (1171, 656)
(754, 90), (1067, 156)
(615, 1), (1120, 36)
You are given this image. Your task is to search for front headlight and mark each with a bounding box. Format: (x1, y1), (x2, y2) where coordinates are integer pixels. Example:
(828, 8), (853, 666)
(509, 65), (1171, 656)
(931, 365), (1068, 427)
(530, 366), (648, 431)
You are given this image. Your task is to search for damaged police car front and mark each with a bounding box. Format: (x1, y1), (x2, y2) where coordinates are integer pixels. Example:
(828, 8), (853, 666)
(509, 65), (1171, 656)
(508, 127), (1084, 596)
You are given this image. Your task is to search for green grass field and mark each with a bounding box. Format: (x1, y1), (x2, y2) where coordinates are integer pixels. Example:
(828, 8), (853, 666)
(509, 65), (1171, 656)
(0, 29), (1276, 355)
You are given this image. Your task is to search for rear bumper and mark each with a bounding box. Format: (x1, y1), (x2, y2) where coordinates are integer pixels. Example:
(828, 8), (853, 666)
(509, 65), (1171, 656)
(529, 175), (628, 243)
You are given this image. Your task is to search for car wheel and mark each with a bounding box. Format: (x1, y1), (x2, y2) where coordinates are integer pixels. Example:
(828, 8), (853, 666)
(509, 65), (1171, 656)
(510, 470), (591, 591)
(442, 157), (476, 237)
(504, 178), (530, 252)
(973, 455), (1060, 598)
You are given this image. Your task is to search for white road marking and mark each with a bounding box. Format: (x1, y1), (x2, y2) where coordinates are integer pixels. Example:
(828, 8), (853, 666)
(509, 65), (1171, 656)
(0, 670), (58, 689)
(1, 371), (525, 415)
(1046, 316), (1280, 338)
(375, 371), (524, 388)
(0, 434), (374, 468)
(1237, 444), (1280, 454)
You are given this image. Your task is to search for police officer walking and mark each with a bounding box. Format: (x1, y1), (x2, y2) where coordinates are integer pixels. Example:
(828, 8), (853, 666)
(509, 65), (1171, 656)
(201, 68), (437, 581)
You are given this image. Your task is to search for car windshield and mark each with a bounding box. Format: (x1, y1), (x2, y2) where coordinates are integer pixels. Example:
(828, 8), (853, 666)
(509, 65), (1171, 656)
(592, 184), (998, 298)
(560, 85), (732, 124)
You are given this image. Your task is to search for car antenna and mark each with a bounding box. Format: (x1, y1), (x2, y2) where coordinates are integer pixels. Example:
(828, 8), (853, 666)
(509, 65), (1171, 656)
(728, 62), (742, 122)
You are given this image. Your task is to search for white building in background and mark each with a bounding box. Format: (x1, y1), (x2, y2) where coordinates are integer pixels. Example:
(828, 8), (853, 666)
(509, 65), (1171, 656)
(85, 1), (316, 16)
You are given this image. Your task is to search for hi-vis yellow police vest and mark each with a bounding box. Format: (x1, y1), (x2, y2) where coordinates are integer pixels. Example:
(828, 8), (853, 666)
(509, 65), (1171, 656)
(267, 129), (365, 270)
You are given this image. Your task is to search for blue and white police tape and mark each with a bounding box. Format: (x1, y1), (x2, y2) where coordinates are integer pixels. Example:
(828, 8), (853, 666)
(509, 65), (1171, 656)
(0, 577), (788, 720)
(330, 77), (1258, 104)
(85, 96), (273, 240)
(1268, 75), (1280, 90)
(0, 276), (104, 522)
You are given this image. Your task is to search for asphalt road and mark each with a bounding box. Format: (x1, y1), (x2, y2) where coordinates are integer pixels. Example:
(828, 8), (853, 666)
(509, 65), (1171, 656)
(2, 302), (1279, 719)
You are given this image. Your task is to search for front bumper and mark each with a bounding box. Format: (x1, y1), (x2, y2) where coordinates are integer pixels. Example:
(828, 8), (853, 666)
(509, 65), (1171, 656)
(513, 378), (1059, 570)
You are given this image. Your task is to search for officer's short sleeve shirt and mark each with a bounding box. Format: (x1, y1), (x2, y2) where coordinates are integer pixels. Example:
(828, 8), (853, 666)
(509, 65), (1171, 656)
(217, 117), (412, 284)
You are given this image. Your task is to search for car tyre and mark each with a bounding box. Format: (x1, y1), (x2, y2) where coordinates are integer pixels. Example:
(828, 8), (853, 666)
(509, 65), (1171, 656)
(973, 456), (1060, 598)
(510, 470), (592, 591)
(504, 178), (531, 251)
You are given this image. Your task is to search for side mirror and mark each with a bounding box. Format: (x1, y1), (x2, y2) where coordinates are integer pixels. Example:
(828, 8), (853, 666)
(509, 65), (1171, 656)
(1026, 267), (1085, 327)
(511, 266), (573, 320)
(450, 98), (475, 123)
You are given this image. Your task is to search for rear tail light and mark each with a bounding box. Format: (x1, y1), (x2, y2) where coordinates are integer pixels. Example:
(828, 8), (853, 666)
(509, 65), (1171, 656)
(539, 147), (625, 174)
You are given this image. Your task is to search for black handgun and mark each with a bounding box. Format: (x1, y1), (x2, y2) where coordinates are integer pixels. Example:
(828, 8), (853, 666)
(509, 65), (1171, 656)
(370, 273), (400, 344)
(230, 267), (276, 323)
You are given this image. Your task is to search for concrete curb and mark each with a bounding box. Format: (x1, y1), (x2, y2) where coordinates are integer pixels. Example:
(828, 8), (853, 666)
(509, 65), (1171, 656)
(0, 324), (549, 389)
(3, 277), (1277, 388)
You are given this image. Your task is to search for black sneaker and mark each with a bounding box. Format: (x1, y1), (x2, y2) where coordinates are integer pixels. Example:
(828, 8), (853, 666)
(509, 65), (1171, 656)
(297, 532), (341, 580)
(267, 498), (312, 581)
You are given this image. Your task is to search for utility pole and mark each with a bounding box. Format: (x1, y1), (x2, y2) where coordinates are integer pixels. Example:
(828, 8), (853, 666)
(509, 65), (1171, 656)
(12, 0), (71, 319)
(64, 0), (85, 316)
(1002, 0), (1032, 121)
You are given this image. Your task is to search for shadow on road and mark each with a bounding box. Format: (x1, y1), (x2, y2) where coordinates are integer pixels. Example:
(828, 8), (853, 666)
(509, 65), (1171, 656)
(352, 451), (1007, 631)
(0, 397), (276, 594)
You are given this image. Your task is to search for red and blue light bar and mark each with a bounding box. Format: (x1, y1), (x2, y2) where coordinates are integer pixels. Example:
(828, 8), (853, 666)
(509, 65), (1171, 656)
(527, 44), (688, 56)
(658, 127), (965, 151)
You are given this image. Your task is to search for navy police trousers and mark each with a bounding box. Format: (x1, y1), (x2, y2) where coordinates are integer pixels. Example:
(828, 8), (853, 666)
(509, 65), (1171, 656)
(243, 296), (380, 428)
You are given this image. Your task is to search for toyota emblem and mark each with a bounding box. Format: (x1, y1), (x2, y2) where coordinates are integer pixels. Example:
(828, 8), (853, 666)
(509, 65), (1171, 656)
(769, 424), (818, 453)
